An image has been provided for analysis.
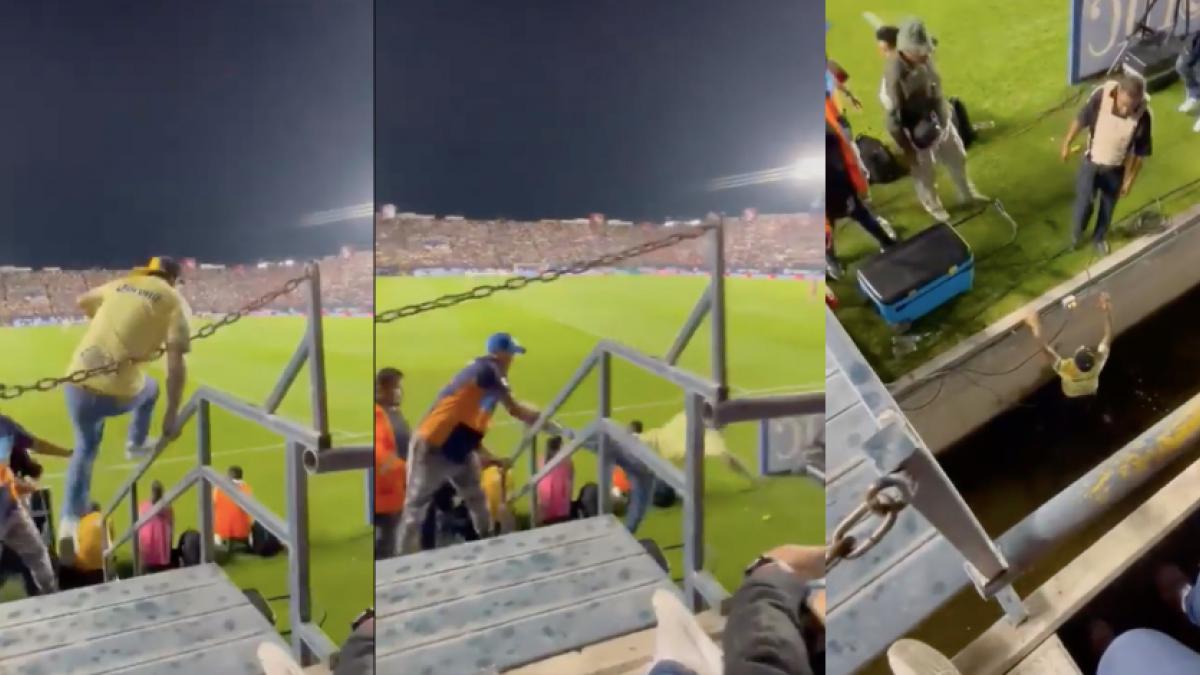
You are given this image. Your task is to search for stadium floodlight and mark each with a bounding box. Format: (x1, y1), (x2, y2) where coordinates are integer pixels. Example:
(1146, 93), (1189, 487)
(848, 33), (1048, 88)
(790, 156), (823, 183)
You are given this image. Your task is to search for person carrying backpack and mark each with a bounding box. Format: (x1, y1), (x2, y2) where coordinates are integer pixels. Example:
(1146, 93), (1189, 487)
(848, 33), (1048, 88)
(826, 96), (898, 280)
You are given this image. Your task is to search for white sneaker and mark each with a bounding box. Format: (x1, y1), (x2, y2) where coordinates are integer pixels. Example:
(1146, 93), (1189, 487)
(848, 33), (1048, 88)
(256, 642), (305, 675)
(125, 438), (159, 461)
(57, 518), (79, 567)
(1180, 97), (1200, 114)
(1193, 116), (1200, 133)
(927, 206), (952, 223)
(886, 639), (962, 675)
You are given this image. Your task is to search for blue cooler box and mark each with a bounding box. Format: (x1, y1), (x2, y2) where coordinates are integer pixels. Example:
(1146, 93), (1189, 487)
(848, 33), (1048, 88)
(856, 222), (974, 327)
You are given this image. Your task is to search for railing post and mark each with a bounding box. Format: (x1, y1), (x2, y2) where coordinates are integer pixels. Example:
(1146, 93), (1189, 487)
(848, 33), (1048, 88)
(683, 393), (706, 611)
(129, 480), (141, 576)
(197, 399), (214, 564)
(285, 439), (315, 665)
(708, 218), (728, 401)
(758, 418), (770, 476)
(529, 435), (540, 526)
(365, 467), (374, 527)
(597, 351), (613, 515)
(305, 263), (331, 449)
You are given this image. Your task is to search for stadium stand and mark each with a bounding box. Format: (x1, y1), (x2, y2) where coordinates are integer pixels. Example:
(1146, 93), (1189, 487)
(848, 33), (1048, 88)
(374, 213), (819, 274)
(0, 251), (372, 325)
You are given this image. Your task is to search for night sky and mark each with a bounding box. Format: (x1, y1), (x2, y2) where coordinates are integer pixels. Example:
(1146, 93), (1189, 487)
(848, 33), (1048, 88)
(0, 1), (372, 270)
(376, 0), (819, 222)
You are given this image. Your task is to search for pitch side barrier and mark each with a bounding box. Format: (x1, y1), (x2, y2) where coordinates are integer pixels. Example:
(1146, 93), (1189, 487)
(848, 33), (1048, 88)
(502, 218), (825, 612)
(99, 262), (372, 667)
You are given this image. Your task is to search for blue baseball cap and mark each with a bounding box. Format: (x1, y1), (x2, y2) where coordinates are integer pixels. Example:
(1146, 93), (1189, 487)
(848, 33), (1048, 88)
(486, 332), (526, 355)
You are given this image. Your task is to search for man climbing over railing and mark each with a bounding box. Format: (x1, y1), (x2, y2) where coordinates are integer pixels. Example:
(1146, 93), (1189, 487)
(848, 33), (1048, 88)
(1025, 292), (1113, 400)
(59, 256), (191, 564)
(397, 332), (540, 554)
(0, 414), (67, 595)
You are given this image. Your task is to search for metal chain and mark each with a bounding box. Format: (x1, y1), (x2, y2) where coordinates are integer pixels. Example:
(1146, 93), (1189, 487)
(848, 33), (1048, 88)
(0, 272), (311, 400)
(375, 224), (716, 323)
(825, 473), (916, 574)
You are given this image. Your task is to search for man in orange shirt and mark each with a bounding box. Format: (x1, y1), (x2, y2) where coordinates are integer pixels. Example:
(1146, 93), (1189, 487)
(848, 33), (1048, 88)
(397, 333), (539, 554)
(374, 367), (408, 559)
(213, 465), (253, 549)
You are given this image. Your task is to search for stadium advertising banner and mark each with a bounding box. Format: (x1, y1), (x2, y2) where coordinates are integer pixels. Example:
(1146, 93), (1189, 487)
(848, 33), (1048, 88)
(1069, 0), (1198, 83)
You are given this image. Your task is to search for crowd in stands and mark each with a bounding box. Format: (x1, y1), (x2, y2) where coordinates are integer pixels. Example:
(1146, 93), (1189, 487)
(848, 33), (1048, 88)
(0, 250), (372, 324)
(375, 213), (819, 274)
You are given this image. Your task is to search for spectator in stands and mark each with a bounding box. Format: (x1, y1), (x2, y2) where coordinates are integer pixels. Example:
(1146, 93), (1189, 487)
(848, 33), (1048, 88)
(374, 367), (408, 559)
(66, 501), (111, 588)
(214, 465), (253, 550)
(619, 421), (659, 534)
(826, 95), (899, 280)
(1176, 32), (1200, 132)
(60, 256), (190, 565)
(537, 435), (575, 525)
(0, 415), (60, 595)
(647, 544), (824, 675)
(398, 333), (539, 554)
(1025, 292), (1113, 399)
(885, 19), (986, 223)
(1061, 73), (1153, 255)
(137, 480), (174, 573)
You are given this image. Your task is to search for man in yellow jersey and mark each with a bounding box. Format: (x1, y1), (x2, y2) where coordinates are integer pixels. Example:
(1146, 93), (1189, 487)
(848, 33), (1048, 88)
(397, 333), (539, 554)
(1025, 292), (1113, 398)
(59, 256), (191, 562)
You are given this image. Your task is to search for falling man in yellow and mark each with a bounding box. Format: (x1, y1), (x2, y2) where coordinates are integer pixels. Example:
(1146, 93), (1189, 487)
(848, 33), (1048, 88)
(59, 256), (191, 564)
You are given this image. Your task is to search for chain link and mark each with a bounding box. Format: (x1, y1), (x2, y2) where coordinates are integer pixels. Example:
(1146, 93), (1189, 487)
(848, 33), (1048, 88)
(375, 225), (716, 323)
(825, 473), (916, 574)
(0, 272), (311, 401)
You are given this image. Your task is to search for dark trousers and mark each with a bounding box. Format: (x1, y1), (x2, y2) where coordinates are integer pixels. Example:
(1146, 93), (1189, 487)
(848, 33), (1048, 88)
(827, 193), (895, 255)
(374, 511), (401, 560)
(1072, 159), (1125, 244)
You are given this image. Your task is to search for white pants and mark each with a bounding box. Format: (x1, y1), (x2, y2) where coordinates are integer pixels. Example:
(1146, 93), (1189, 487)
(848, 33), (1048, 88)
(911, 123), (977, 217)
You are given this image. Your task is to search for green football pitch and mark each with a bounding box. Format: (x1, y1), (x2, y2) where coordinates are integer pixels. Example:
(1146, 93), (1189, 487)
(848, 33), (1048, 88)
(375, 274), (825, 592)
(0, 317), (373, 644)
(828, 1), (1200, 380)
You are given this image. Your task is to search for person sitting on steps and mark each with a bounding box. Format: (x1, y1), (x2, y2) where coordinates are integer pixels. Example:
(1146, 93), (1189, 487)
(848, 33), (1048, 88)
(1025, 292), (1113, 399)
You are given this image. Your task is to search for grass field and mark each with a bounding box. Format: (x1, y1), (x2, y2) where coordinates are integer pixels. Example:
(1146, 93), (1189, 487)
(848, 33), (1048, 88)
(376, 274), (824, 593)
(828, 1), (1200, 381)
(0, 317), (373, 644)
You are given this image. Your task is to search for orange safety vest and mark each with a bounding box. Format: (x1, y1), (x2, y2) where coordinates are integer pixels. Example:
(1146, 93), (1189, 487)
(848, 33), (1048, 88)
(825, 96), (868, 198)
(213, 481), (253, 540)
(375, 404), (406, 515)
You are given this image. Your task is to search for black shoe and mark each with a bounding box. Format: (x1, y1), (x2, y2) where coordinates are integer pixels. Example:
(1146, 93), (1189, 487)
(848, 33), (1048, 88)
(1094, 240), (1110, 256)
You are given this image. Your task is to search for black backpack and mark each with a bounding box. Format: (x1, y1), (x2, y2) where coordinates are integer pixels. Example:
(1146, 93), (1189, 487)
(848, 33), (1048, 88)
(950, 97), (976, 148)
(177, 529), (202, 567)
(573, 482), (600, 519)
(855, 135), (904, 184)
(652, 482), (678, 508)
(250, 521), (284, 557)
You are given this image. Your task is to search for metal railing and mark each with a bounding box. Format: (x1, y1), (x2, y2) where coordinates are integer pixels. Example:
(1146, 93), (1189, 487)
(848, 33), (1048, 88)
(505, 217), (825, 611)
(99, 262), (371, 667)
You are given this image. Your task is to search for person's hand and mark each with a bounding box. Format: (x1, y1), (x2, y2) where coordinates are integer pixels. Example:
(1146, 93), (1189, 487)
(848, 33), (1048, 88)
(161, 410), (179, 442)
(848, 93), (863, 110)
(764, 544), (824, 581)
(1060, 144), (1071, 162)
(1120, 180), (1132, 197)
(1024, 312), (1041, 337)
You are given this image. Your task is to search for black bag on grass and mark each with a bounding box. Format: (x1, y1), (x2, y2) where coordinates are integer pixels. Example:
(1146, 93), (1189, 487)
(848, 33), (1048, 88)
(855, 135), (904, 184)
(177, 529), (202, 567)
(950, 97), (976, 148)
(652, 482), (678, 508)
(573, 482), (600, 519)
(250, 521), (284, 557)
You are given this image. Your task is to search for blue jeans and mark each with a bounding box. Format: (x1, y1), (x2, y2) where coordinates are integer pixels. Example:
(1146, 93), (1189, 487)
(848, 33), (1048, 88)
(63, 379), (158, 520)
(1185, 573), (1200, 627)
(1072, 159), (1125, 244)
(615, 454), (655, 534)
(1177, 51), (1200, 100)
